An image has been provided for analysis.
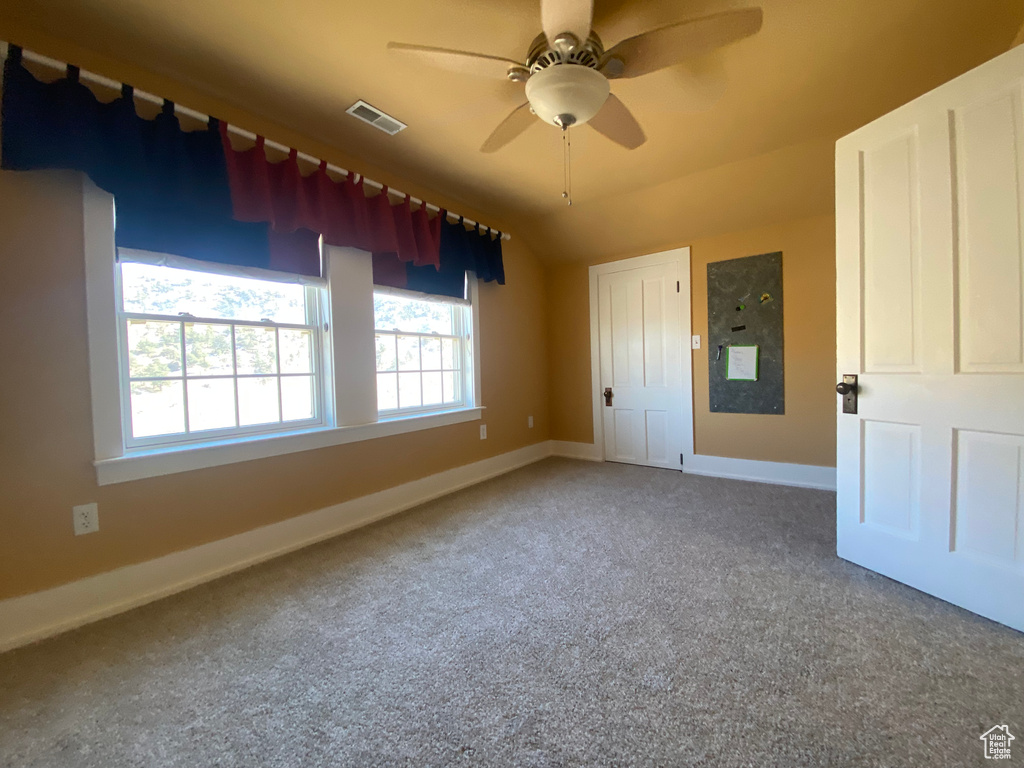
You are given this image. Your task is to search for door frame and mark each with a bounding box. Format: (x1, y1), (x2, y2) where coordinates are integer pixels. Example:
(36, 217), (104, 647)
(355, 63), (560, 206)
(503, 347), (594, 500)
(588, 247), (695, 466)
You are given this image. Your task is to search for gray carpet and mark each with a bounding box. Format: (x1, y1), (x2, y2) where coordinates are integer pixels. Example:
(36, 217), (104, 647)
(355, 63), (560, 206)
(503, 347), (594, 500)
(1, 458), (1021, 767)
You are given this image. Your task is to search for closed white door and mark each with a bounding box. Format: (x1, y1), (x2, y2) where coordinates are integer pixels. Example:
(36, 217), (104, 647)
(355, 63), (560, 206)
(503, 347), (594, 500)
(836, 44), (1024, 632)
(596, 259), (684, 469)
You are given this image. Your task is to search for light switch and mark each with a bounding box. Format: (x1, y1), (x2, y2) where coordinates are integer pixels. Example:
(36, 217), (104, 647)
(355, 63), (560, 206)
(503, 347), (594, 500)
(692, 335), (701, 350)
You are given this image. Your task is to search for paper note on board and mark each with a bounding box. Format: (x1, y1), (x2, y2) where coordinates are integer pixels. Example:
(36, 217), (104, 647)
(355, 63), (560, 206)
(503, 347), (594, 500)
(726, 345), (759, 381)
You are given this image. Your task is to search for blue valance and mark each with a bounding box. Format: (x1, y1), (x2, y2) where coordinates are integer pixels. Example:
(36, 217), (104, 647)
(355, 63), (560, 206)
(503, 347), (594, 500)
(1, 45), (504, 297)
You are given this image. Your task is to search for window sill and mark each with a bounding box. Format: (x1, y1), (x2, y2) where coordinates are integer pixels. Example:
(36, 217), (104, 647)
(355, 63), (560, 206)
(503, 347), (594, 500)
(93, 407), (485, 486)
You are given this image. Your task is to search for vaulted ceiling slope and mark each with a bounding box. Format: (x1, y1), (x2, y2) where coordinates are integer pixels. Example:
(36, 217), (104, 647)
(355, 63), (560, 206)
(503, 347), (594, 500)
(1, 0), (1020, 263)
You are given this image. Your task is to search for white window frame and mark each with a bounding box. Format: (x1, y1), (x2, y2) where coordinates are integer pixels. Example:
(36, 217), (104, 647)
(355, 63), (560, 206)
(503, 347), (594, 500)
(115, 248), (328, 449)
(373, 287), (475, 418)
(82, 179), (483, 486)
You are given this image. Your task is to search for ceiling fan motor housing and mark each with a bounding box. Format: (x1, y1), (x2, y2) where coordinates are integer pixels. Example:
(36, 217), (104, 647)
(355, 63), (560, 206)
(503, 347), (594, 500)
(527, 31), (605, 73)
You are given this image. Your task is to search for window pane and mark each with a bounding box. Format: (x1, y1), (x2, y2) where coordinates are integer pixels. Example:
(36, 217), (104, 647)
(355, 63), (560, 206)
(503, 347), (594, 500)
(185, 323), (233, 376)
(130, 380), (185, 438)
(398, 372), (422, 408)
(187, 379), (236, 431)
(422, 372), (443, 406)
(373, 293), (455, 335)
(397, 335), (420, 371)
(375, 334), (397, 372)
(421, 338), (441, 371)
(235, 326), (278, 375)
(279, 329), (313, 374)
(126, 320), (181, 379)
(377, 372), (398, 411)
(442, 371), (458, 404)
(238, 377), (280, 426)
(281, 376), (314, 421)
(441, 338), (455, 370)
(121, 261), (307, 324)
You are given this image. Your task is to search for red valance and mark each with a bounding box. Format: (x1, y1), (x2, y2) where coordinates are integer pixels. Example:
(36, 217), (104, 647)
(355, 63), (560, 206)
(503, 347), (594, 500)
(219, 124), (439, 270)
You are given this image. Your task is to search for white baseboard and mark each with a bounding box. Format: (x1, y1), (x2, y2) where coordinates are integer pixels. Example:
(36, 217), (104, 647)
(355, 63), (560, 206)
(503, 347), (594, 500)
(549, 442), (836, 490)
(684, 454), (837, 491)
(0, 440), (836, 653)
(0, 441), (551, 654)
(549, 440), (603, 461)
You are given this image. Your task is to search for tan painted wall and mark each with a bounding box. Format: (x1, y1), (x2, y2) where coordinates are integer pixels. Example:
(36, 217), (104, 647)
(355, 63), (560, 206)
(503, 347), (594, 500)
(547, 214), (836, 467)
(690, 215), (836, 465)
(0, 24), (835, 602)
(0, 169), (549, 601)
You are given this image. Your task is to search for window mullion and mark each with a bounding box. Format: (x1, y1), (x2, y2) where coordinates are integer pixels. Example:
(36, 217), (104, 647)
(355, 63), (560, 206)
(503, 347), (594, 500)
(459, 306), (469, 406)
(179, 321), (190, 434)
(418, 335), (425, 406)
(274, 327), (283, 424)
(232, 324), (241, 429)
(311, 286), (323, 423)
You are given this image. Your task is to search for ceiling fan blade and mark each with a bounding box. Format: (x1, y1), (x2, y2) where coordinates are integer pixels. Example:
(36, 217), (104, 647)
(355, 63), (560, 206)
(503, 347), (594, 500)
(481, 103), (535, 153)
(387, 42), (523, 79)
(541, 0), (594, 46)
(587, 94), (645, 149)
(602, 7), (763, 80)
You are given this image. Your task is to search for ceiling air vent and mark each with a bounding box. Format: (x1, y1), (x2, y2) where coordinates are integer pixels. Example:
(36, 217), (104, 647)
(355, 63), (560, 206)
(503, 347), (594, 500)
(346, 100), (407, 135)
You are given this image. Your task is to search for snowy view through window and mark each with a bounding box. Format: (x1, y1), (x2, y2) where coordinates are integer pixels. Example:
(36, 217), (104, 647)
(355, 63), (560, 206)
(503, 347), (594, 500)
(119, 261), (319, 442)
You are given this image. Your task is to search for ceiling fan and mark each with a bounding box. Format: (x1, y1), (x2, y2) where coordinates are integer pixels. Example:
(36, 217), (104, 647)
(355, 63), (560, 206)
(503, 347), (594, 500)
(388, 0), (763, 153)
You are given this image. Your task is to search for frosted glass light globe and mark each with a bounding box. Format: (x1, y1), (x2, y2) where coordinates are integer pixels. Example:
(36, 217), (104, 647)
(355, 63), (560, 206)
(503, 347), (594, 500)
(525, 64), (610, 128)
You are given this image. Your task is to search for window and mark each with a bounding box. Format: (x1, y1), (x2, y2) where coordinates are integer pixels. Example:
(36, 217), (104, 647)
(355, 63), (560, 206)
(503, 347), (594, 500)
(116, 251), (325, 448)
(374, 292), (472, 415)
(83, 183), (483, 484)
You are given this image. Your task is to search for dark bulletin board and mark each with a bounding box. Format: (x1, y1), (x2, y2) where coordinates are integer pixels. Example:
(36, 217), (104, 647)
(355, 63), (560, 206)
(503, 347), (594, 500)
(707, 251), (784, 414)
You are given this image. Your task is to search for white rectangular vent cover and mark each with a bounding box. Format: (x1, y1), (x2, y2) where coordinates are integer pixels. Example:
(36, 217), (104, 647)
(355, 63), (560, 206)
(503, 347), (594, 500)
(346, 100), (407, 135)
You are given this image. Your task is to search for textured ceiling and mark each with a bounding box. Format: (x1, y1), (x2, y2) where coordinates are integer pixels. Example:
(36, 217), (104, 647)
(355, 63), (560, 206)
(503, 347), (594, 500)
(1, 0), (1021, 260)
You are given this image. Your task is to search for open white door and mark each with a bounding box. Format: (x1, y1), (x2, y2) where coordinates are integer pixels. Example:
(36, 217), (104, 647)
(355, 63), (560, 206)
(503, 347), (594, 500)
(590, 249), (693, 470)
(836, 45), (1024, 632)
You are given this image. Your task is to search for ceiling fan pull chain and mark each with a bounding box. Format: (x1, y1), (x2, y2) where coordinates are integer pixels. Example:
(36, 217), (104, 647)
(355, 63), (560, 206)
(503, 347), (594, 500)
(568, 126), (573, 206)
(561, 126), (573, 206)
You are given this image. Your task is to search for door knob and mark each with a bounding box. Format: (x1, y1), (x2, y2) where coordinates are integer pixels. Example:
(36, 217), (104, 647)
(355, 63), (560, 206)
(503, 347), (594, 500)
(836, 381), (855, 395)
(604, 387), (613, 406)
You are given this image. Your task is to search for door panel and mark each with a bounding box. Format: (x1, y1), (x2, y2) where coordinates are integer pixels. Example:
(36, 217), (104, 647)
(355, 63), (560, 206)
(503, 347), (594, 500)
(645, 410), (669, 465)
(598, 261), (683, 470)
(954, 431), (1024, 566)
(862, 131), (922, 373)
(955, 88), (1024, 372)
(642, 277), (667, 388)
(611, 408), (638, 462)
(861, 421), (920, 536)
(610, 281), (641, 387)
(837, 45), (1024, 632)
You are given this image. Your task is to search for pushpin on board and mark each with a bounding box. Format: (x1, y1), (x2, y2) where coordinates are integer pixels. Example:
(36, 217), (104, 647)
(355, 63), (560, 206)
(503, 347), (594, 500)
(760, 292), (773, 304)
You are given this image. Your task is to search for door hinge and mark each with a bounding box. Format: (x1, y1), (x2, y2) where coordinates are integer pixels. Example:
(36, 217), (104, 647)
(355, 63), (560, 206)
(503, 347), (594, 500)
(676, 281), (680, 293)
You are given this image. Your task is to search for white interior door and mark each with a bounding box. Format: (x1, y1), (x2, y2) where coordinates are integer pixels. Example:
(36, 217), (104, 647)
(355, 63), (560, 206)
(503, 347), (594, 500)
(836, 45), (1024, 632)
(595, 255), (686, 469)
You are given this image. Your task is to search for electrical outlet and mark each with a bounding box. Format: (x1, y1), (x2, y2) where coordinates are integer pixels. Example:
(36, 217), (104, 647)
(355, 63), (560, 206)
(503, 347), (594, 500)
(480, 424), (487, 440)
(692, 334), (702, 350)
(528, 415), (534, 429)
(73, 503), (99, 536)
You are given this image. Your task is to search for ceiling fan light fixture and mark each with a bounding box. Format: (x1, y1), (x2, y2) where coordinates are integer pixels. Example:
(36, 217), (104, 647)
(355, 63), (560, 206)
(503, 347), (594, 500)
(525, 64), (610, 128)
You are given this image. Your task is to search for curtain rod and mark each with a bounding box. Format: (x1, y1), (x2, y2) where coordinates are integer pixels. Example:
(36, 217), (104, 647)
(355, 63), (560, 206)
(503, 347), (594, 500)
(0, 40), (512, 241)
